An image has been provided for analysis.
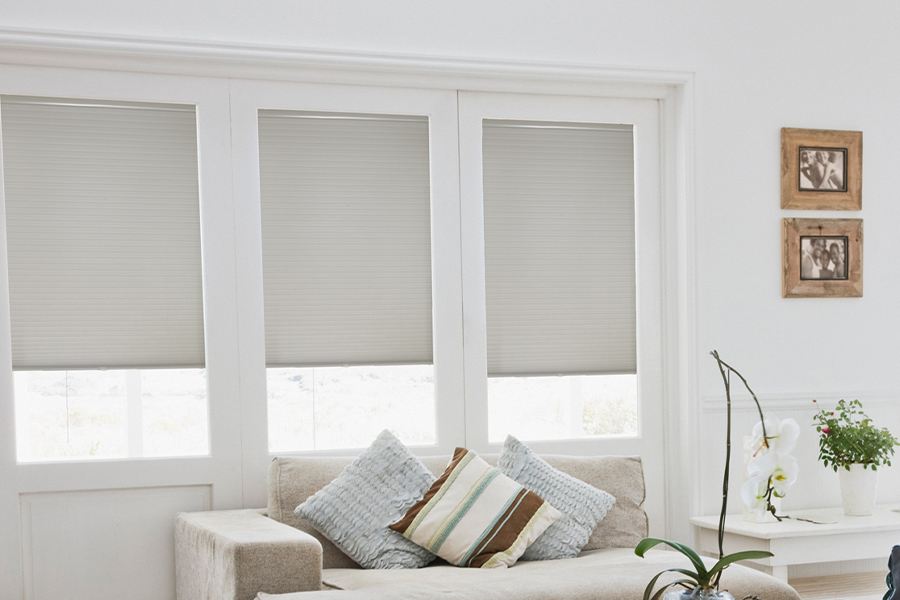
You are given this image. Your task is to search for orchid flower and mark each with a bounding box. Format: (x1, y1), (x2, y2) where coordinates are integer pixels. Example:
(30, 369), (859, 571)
(743, 417), (800, 514)
(770, 455), (799, 497)
(749, 417), (800, 457)
(741, 475), (769, 518)
(748, 450), (799, 497)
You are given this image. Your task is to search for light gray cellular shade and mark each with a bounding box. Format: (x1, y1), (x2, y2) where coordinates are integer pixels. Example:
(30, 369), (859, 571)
(1, 96), (204, 371)
(258, 111), (432, 367)
(483, 120), (636, 377)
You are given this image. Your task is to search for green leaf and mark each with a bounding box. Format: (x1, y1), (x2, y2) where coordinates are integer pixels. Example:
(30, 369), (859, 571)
(634, 538), (707, 577)
(641, 569), (700, 600)
(708, 550), (774, 576)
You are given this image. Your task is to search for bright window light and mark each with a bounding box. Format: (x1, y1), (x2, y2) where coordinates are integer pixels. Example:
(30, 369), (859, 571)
(267, 364), (435, 452)
(487, 374), (637, 443)
(14, 369), (208, 462)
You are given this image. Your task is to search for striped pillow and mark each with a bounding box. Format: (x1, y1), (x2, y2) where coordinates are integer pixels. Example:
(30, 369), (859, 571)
(389, 447), (561, 568)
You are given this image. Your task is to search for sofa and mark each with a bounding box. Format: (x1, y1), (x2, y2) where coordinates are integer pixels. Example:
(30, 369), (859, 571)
(175, 452), (801, 600)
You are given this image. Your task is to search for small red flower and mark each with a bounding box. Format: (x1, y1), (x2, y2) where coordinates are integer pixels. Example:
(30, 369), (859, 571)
(822, 427), (831, 434)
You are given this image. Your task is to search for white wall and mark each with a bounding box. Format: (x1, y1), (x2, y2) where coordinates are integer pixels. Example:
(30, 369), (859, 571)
(3, 0), (900, 584)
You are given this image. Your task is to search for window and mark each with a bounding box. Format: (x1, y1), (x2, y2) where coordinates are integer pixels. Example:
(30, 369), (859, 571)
(1, 96), (208, 461)
(481, 120), (638, 443)
(257, 110), (435, 451)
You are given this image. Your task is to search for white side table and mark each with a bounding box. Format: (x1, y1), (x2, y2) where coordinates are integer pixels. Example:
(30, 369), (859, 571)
(691, 504), (900, 582)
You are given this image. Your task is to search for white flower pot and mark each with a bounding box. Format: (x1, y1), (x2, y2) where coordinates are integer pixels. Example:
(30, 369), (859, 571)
(838, 464), (878, 516)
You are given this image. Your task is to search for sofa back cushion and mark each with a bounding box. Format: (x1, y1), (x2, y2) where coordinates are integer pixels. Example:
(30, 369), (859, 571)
(268, 453), (646, 570)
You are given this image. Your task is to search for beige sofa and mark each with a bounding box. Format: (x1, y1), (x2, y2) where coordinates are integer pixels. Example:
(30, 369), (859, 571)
(175, 453), (801, 600)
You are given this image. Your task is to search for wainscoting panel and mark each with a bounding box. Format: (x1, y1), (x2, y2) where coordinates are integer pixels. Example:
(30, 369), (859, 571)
(20, 485), (211, 600)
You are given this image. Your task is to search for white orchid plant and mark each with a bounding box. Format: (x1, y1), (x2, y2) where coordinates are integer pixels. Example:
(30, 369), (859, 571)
(741, 417), (800, 520)
(636, 352), (779, 599)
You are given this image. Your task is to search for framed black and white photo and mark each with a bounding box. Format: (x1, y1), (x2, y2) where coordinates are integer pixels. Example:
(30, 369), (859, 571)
(798, 148), (846, 192)
(782, 128), (862, 210)
(799, 236), (848, 280)
(783, 218), (862, 298)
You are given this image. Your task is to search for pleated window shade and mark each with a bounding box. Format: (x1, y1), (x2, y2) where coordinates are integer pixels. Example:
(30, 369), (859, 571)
(482, 120), (636, 377)
(258, 111), (433, 367)
(1, 96), (204, 371)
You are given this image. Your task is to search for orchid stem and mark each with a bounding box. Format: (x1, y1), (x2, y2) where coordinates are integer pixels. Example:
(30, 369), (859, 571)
(711, 350), (780, 588)
(711, 351), (731, 589)
(709, 353), (769, 447)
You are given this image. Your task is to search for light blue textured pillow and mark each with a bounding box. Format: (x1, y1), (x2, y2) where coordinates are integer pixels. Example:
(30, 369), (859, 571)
(295, 430), (436, 569)
(497, 434), (616, 561)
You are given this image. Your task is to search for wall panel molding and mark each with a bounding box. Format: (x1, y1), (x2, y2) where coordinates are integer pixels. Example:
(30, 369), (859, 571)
(20, 485), (210, 600)
(700, 390), (899, 412)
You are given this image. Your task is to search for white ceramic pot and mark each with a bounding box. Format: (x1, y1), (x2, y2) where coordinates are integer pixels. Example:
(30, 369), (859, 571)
(838, 463), (878, 516)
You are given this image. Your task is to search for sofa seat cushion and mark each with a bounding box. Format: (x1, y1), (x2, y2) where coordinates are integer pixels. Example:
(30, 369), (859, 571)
(316, 548), (799, 600)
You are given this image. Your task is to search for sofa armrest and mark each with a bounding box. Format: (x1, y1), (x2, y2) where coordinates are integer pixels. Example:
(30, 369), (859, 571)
(176, 509), (323, 600)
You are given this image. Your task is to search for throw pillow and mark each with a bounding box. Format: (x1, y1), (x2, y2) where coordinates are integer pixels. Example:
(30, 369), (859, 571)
(497, 434), (616, 560)
(389, 447), (561, 568)
(294, 429), (436, 569)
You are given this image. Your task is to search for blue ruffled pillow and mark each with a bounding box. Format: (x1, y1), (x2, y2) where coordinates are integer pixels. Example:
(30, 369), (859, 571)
(295, 430), (436, 568)
(497, 434), (615, 560)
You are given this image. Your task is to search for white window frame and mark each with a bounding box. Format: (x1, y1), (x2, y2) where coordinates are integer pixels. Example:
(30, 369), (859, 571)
(456, 91), (666, 533)
(0, 64), (245, 600)
(227, 81), (465, 505)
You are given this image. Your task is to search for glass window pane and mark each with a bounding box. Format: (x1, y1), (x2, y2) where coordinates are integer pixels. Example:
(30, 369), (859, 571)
(267, 364), (435, 452)
(141, 369), (209, 458)
(487, 374), (637, 443)
(14, 368), (208, 462)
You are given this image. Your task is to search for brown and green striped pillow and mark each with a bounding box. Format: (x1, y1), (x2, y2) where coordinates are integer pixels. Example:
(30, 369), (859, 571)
(389, 447), (561, 568)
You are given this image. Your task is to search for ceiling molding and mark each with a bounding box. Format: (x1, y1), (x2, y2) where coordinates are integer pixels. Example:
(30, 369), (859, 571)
(0, 27), (693, 94)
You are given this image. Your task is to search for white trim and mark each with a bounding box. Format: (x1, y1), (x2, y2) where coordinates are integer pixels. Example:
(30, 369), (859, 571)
(0, 27), (691, 94)
(0, 83), (24, 600)
(660, 81), (699, 546)
(701, 390), (900, 412)
(192, 78), (245, 510)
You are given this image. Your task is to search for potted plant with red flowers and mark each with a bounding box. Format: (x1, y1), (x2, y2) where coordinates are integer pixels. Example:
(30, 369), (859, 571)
(813, 399), (898, 516)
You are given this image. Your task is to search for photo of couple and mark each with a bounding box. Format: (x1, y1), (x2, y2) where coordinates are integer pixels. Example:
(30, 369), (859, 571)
(799, 148), (846, 191)
(800, 236), (847, 280)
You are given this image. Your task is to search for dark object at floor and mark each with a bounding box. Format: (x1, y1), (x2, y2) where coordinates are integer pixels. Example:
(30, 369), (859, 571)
(885, 545), (900, 600)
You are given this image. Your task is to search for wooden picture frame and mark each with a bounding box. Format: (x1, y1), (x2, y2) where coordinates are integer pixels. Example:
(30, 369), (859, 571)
(782, 218), (862, 298)
(781, 128), (862, 210)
